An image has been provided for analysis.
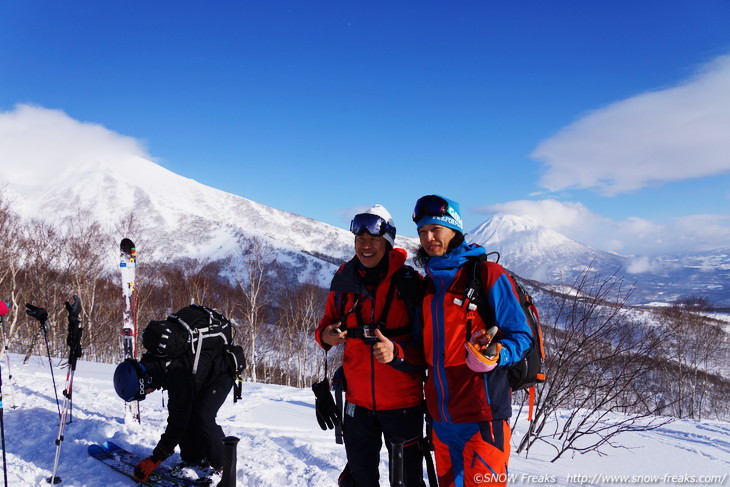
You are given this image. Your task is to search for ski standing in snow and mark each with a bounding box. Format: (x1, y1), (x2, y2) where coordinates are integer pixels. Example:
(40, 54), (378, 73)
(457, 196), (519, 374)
(119, 237), (141, 423)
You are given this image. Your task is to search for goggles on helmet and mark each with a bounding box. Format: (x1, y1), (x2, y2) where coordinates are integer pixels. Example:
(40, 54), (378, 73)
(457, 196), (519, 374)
(350, 213), (395, 239)
(412, 195), (459, 223)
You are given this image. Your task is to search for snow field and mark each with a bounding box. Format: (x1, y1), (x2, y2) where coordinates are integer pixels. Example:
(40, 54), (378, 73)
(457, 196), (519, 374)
(1, 354), (728, 486)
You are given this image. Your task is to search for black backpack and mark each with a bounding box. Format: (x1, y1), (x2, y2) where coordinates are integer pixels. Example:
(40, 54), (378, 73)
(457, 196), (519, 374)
(142, 304), (234, 374)
(464, 254), (546, 395)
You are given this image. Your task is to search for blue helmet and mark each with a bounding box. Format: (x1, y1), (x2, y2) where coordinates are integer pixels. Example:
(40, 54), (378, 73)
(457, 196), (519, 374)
(113, 359), (154, 402)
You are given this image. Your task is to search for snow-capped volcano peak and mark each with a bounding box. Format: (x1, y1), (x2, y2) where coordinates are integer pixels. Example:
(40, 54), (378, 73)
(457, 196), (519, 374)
(468, 214), (622, 282)
(470, 214), (590, 257)
(470, 214), (576, 250)
(0, 126), (356, 286)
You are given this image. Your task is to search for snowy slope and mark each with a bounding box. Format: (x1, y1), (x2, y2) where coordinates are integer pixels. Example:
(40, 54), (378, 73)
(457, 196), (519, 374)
(2, 354), (729, 486)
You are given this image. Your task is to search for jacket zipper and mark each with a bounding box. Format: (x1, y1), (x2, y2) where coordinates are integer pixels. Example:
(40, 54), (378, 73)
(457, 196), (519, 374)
(370, 298), (377, 411)
(431, 273), (451, 423)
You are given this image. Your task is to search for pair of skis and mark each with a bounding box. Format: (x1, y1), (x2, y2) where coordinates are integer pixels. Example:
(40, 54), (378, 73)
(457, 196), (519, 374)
(119, 238), (141, 423)
(88, 441), (202, 486)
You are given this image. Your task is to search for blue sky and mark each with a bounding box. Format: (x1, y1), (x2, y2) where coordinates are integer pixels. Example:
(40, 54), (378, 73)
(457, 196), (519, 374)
(2, 1), (730, 256)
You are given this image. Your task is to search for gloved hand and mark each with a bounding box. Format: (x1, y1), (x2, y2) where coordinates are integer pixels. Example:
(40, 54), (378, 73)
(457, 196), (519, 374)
(465, 326), (502, 373)
(65, 295), (83, 354)
(25, 303), (48, 323)
(312, 378), (340, 430)
(64, 294), (82, 319)
(134, 456), (162, 482)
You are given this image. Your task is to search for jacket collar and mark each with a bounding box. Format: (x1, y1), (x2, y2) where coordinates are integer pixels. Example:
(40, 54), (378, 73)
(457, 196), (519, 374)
(329, 248), (407, 296)
(425, 242), (485, 285)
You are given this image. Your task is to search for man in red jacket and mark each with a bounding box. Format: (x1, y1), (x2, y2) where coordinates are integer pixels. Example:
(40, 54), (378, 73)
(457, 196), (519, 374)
(315, 204), (426, 487)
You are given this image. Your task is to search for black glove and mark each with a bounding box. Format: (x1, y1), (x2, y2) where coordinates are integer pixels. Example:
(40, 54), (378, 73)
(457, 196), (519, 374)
(312, 378), (340, 430)
(65, 294), (81, 320)
(65, 295), (82, 350)
(25, 303), (48, 323)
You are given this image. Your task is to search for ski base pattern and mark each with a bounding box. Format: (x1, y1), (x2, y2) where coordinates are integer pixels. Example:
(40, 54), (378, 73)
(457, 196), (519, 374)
(88, 441), (208, 486)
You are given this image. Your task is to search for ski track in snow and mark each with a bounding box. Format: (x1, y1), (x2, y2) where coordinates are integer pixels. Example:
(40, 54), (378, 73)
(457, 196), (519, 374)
(1, 354), (729, 486)
(638, 421), (730, 465)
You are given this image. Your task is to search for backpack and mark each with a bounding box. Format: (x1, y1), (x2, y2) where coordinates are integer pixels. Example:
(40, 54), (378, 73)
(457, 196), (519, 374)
(141, 304), (234, 374)
(464, 254), (546, 419)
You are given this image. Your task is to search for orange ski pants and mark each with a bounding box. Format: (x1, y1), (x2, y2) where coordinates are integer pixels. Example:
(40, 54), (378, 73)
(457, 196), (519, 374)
(432, 419), (511, 487)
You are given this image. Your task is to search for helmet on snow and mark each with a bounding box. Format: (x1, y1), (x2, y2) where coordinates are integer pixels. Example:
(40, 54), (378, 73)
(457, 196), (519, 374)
(113, 358), (154, 402)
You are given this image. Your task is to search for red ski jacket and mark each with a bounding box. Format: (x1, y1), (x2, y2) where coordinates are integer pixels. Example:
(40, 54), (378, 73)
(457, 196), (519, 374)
(315, 248), (424, 411)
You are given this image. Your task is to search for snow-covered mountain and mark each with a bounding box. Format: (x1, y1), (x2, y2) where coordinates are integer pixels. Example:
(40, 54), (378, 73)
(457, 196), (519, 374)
(1, 153), (727, 306)
(468, 215), (730, 307)
(1, 155), (366, 286)
(468, 215), (625, 283)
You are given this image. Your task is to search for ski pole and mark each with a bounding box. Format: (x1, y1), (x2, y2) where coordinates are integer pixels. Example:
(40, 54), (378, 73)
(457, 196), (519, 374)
(0, 303), (7, 487)
(1, 362), (7, 487)
(25, 304), (62, 420)
(423, 412), (438, 487)
(63, 295), (82, 424)
(47, 295), (83, 485)
(220, 436), (239, 487)
(0, 303), (15, 410)
(390, 439), (405, 487)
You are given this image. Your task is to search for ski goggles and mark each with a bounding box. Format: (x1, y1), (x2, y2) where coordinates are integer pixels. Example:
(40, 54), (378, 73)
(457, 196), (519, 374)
(412, 195), (460, 223)
(350, 213), (395, 238)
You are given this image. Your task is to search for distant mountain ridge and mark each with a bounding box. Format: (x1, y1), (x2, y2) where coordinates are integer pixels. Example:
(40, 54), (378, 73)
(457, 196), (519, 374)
(1, 155), (727, 306)
(467, 214), (730, 307)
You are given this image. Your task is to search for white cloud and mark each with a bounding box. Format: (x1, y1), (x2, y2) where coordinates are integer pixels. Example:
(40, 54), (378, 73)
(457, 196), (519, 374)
(531, 54), (730, 195)
(475, 199), (730, 256)
(625, 256), (670, 275)
(0, 104), (150, 185)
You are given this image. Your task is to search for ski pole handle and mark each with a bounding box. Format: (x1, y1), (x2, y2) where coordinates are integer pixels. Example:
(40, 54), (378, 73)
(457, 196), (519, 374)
(26, 303), (51, 337)
(64, 295), (83, 363)
(64, 295), (81, 320)
(25, 303), (49, 324)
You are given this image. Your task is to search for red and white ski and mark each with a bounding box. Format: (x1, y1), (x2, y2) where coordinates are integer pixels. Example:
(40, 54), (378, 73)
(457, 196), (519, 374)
(119, 237), (140, 422)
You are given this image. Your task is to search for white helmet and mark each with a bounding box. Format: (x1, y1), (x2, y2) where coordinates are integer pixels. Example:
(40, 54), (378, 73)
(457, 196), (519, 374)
(350, 204), (397, 247)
